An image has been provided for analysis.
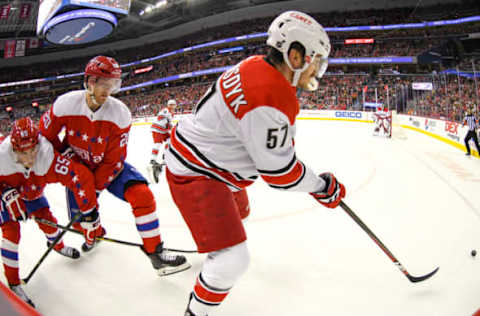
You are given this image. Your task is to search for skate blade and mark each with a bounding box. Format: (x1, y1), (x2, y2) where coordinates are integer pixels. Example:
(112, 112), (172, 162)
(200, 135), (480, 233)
(156, 262), (192, 277)
(56, 251), (81, 259)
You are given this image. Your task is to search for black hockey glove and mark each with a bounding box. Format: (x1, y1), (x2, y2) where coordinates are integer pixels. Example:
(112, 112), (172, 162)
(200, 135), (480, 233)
(149, 160), (164, 183)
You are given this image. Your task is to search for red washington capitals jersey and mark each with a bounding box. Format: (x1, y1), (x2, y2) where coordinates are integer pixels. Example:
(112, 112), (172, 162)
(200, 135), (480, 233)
(40, 90), (131, 191)
(0, 135), (97, 213)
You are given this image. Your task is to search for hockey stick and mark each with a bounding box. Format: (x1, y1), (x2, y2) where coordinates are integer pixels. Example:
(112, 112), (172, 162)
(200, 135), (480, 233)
(33, 217), (197, 254)
(339, 201), (439, 283)
(22, 213), (82, 284)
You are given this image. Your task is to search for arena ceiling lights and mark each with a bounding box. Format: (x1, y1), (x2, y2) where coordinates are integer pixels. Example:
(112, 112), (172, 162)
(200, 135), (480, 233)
(139, 0), (168, 16)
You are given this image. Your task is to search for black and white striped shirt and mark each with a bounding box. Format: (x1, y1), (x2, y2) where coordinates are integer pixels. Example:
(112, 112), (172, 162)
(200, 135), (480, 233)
(464, 114), (478, 131)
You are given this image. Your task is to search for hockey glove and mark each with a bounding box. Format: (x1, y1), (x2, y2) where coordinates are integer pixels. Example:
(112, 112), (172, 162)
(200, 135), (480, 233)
(1, 188), (27, 221)
(79, 209), (101, 247)
(61, 147), (75, 159)
(310, 173), (346, 209)
(147, 160), (164, 183)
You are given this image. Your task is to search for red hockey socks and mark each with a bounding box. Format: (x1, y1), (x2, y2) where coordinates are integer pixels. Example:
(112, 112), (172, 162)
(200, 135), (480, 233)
(124, 183), (161, 253)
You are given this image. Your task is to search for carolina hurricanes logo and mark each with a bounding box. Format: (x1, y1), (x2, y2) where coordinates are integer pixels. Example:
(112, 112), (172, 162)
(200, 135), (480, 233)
(289, 12), (312, 25)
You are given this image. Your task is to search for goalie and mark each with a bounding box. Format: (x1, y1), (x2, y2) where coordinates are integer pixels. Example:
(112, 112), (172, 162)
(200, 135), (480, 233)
(373, 106), (392, 137)
(148, 99), (177, 183)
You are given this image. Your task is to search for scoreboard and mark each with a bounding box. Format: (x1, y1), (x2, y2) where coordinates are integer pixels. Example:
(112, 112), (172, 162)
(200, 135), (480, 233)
(37, 0), (64, 36)
(37, 0), (130, 45)
(68, 0), (130, 15)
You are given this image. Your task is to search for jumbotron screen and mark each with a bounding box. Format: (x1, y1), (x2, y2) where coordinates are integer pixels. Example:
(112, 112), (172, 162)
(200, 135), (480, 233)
(37, 0), (130, 35)
(37, 0), (63, 35)
(69, 0), (130, 15)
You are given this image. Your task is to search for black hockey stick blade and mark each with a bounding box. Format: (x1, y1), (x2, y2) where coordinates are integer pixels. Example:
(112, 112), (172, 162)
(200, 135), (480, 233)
(339, 201), (439, 283)
(406, 267), (439, 283)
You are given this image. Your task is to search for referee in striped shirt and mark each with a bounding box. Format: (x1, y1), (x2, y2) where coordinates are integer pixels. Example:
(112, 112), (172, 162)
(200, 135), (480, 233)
(463, 108), (480, 156)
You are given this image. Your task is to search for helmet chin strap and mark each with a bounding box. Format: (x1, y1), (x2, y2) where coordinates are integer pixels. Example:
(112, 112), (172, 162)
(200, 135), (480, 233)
(292, 59), (326, 91)
(306, 77), (318, 91)
(87, 90), (100, 106)
(284, 53), (310, 88)
(292, 68), (319, 91)
(291, 70), (302, 87)
(84, 81), (102, 107)
(297, 78), (318, 94)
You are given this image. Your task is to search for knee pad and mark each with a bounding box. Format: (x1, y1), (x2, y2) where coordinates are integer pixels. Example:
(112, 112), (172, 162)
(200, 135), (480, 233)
(32, 207), (59, 235)
(1, 222), (21, 244)
(201, 241), (250, 289)
(124, 183), (156, 216)
(31, 207), (55, 222)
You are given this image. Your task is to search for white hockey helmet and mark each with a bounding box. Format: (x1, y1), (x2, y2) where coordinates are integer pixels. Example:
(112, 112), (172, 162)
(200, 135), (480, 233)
(267, 11), (331, 90)
(167, 99), (177, 107)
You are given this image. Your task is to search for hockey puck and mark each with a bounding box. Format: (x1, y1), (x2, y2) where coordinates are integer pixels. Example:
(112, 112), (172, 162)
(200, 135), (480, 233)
(471, 250), (477, 257)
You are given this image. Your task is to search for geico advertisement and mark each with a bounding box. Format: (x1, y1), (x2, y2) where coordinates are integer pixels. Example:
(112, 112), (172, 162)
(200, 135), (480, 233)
(334, 111), (363, 119)
(135, 110), (368, 123)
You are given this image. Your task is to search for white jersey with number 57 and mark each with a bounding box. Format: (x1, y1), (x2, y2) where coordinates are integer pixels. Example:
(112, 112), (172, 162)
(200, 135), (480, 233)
(165, 55), (325, 193)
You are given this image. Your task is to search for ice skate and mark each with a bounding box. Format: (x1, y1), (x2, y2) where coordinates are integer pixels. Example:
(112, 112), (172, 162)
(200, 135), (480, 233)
(144, 242), (191, 276)
(9, 284), (35, 308)
(48, 242), (80, 259)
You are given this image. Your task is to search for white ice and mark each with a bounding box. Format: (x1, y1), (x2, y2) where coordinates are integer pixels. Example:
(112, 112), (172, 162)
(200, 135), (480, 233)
(5, 120), (480, 316)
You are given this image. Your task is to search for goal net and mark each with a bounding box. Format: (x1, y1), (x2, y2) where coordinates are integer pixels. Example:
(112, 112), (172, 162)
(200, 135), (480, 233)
(390, 110), (407, 140)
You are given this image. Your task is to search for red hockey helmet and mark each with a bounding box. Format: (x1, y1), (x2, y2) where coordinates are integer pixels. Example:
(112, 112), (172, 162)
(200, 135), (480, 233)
(84, 56), (122, 93)
(85, 56), (121, 79)
(10, 117), (39, 152)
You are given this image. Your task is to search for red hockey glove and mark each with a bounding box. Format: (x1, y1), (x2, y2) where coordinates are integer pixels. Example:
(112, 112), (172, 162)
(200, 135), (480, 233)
(310, 173), (346, 208)
(79, 209), (101, 246)
(1, 188), (27, 221)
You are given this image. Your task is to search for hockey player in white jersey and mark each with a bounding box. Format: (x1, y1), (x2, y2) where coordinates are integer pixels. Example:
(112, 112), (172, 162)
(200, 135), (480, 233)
(148, 99), (176, 183)
(372, 106), (392, 137)
(163, 11), (345, 316)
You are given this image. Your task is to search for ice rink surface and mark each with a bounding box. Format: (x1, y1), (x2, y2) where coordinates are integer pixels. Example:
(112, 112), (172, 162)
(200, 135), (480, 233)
(5, 119), (480, 316)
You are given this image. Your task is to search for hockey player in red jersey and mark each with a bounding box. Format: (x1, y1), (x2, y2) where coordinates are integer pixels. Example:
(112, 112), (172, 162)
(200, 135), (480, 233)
(164, 11), (345, 316)
(148, 99), (177, 183)
(0, 117), (99, 307)
(40, 56), (190, 276)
